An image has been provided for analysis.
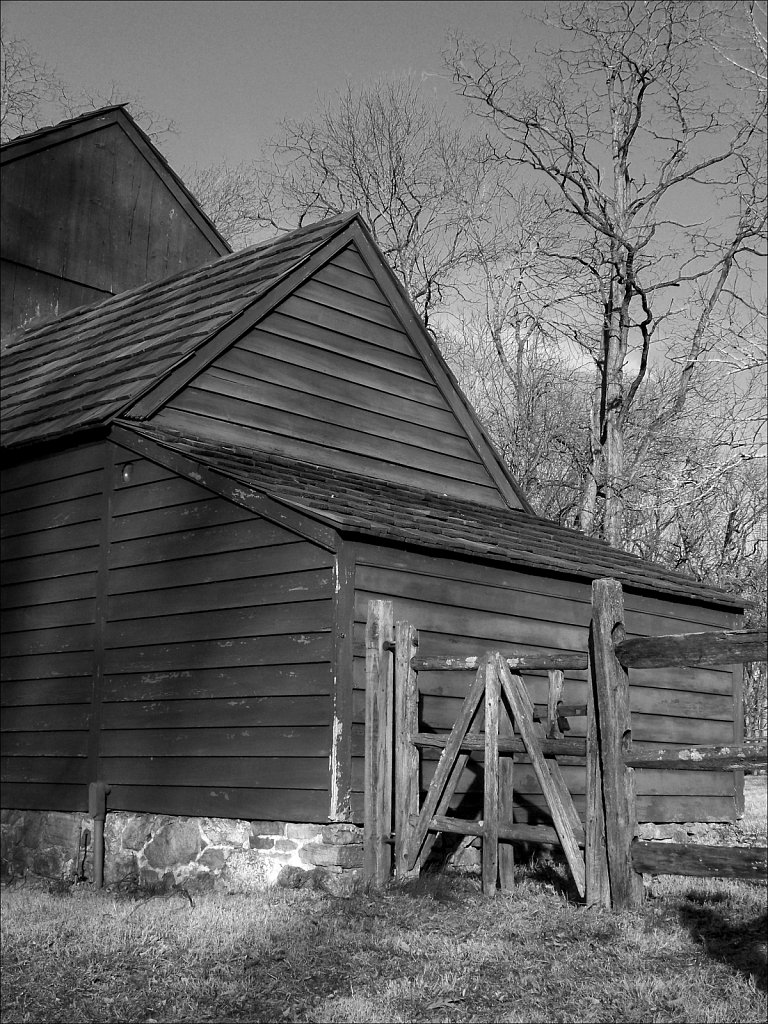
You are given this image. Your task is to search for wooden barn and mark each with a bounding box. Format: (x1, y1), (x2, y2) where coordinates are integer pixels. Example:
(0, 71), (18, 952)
(1, 105), (230, 339)
(1, 212), (745, 848)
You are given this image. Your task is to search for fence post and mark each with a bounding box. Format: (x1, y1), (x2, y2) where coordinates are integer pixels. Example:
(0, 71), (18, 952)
(483, 657), (500, 895)
(585, 652), (610, 908)
(590, 579), (644, 909)
(364, 600), (394, 886)
(394, 620), (419, 881)
(547, 670), (565, 739)
(498, 695), (515, 893)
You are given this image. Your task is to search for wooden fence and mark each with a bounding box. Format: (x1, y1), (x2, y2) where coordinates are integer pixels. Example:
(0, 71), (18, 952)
(364, 579), (767, 909)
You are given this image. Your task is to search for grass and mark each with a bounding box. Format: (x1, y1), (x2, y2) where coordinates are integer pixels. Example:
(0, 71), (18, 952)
(2, 778), (765, 1024)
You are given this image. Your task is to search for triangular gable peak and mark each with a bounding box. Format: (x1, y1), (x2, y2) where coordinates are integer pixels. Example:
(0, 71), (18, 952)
(127, 217), (528, 510)
(1, 106), (230, 337)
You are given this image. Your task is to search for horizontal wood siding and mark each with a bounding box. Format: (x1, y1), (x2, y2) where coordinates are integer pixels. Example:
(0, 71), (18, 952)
(100, 450), (336, 822)
(154, 243), (508, 507)
(351, 543), (741, 826)
(1, 443), (104, 811)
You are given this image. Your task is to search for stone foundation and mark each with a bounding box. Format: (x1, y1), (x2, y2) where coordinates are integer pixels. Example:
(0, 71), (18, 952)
(0, 809), (363, 896)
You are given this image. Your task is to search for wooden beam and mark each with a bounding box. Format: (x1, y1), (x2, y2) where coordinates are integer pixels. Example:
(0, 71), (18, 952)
(624, 742), (767, 771)
(590, 579), (644, 910)
(585, 649), (610, 909)
(614, 629), (766, 669)
(412, 731), (587, 758)
(483, 658), (500, 895)
(631, 841), (767, 880)
(364, 601), (394, 886)
(547, 670), (565, 739)
(416, 815), (584, 849)
(411, 653), (589, 673)
(394, 621), (420, 881)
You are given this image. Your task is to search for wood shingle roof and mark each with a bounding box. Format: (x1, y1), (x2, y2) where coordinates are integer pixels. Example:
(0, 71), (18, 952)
(0, 215), (355, 449)
(117, 422), (745, 610)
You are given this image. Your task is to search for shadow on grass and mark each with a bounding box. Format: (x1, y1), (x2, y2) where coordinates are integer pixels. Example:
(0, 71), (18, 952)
(678, 894), (767, 993)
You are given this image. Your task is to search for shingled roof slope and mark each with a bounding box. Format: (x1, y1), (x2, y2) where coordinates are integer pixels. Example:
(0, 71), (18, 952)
(120, 422), (743, 609)
(0, 214), (355, 449)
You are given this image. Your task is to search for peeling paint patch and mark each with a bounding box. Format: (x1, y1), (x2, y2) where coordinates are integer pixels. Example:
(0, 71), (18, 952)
(329, 713), (344, 819)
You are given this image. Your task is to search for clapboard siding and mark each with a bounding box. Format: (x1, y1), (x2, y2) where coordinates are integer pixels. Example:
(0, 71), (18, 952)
(0, 444), (103, 810)
(155, 244), (509, 507)
(97, 451), (337, 821)
(350, 542), (740, 825)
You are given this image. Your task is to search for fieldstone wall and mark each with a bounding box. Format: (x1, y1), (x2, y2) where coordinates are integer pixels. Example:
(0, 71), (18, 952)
(0, 809), (364, 896)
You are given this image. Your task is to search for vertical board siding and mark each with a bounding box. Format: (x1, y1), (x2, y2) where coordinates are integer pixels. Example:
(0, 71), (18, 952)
(1, 444), (104, 811)
(99, 450), (336, 823)
(350, 544), (740, 825)
(2, 120), (224, 335)
(154, 244), (509, 508)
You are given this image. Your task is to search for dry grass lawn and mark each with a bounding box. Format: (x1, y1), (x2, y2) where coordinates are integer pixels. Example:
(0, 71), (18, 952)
(2, 778), (765, 1024)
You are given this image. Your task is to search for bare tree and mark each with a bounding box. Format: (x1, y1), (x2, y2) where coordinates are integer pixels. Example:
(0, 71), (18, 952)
(0, 22), (175, 143)
(448, 0), (767, 546)
(190, 76), (510, 326)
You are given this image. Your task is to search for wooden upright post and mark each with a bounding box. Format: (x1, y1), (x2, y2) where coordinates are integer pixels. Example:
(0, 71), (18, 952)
(590, 579), (644, 909)
(364, 600), (394, 886)
(394, 620), (420, 880)
(483, 657), (500, 896)
(585, 649), (610, 908)
(498, 696), (515, 893)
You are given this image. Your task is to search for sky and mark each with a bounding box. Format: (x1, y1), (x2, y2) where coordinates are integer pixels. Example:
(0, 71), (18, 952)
(2, 0), (545, 172)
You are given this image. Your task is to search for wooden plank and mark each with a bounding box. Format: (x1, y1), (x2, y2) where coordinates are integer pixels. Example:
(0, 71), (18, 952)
(615, 630), (766, 669)
(547, 670), (565, 739)
(483, 658), (500, 895)
(101, 633), (332, 673)
(407, 662), (488, 871)
(364, 600), (394, 886)
(276, 292), (416, 358)
(108, 518), (290, 568)
(297, 278), (405, 332)
(1, 550), (99, 587)
(98, 755), (329, 789)
(1, 704), (91, 731)
(102, 663), (332, 702)
(415, 815), (583, 849)
(1, 651), (95, 682)
(99, 726), (331, 759)
(1, 598), (96, 632)
(99, 695), (332, 731)
(330, 542), (356, 821)
(216, 346), (463, 436)
(1, 624), (94, 658)
(0, 781), (87, 813)
(1, 678), (93, 706)
(109, 499), (253, 544)
(0, 468), (104, 515)
(631, 841), (767, 879)
(394, 621), (420, 880)
(1, 756), (89, 785)
(624, 742), (767, 771)
(496, 655), (587, 898)
(108, 545), (331, 595)
(412, 654), (589, 672)
(586, 658), (611, 908)
(105, 600), (333, 648)
(1, 444), (105, 492)
(590, 579), (644, 909)
(1, 731), (89, 757)
(106, 785), (329, 823)
(411, 730), (587, 758)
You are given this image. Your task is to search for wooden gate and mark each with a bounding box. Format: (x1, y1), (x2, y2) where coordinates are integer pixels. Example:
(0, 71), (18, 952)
(364, 600), (590, 898)
(364, 582), (767, 907)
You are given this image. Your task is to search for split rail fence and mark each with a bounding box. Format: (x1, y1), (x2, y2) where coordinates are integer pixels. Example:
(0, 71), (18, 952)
(364, 577), (767, 909)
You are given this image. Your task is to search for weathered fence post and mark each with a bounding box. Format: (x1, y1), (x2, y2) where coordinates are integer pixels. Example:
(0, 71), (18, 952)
(498, 695), (515, 893)
(483, 657), (500, 895)
(547, 670), (565, 739)
(394, 620), (419, 880)
(585, 654), (610, 908)
(364, 600), (394, 886)
(590, 579), (644, 909)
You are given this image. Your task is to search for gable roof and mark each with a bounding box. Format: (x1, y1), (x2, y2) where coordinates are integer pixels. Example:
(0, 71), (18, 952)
(0, 211), (528, 509)
(1, 105), (230, 259)
(114, 422), (744, 610)
(0, 214), (355, 448)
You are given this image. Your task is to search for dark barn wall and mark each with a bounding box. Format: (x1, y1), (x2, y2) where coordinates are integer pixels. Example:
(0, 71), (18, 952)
(102, 448), (337, 822)
(1, 442), (105, 812)
(152, 243), (511, 508)
(1, 444), (338, 824)
(349, 542), (742, 825)
(1, 120), (226, 336)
